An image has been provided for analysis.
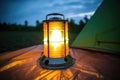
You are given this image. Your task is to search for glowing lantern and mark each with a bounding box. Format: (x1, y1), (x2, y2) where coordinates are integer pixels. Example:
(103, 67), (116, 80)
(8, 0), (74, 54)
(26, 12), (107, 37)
(39, 13), (74, 69)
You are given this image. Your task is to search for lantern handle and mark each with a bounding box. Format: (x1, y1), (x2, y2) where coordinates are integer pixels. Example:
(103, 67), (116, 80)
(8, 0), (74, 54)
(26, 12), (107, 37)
(46, 13), (65, 20)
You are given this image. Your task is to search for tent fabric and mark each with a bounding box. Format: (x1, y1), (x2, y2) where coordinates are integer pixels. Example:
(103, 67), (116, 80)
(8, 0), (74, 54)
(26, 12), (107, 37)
(71, 0), (120, 53)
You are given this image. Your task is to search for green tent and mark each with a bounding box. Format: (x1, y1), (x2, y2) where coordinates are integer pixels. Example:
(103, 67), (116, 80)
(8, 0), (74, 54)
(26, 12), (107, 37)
(71, 0), (120, 53)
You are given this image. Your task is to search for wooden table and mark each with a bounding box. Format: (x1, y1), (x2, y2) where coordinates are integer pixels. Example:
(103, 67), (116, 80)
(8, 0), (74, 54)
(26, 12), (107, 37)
(0, 45), (120, 80)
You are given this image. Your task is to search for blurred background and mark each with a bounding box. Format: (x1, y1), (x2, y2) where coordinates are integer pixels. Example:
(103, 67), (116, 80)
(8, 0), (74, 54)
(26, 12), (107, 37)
(0, 0), (102, 53)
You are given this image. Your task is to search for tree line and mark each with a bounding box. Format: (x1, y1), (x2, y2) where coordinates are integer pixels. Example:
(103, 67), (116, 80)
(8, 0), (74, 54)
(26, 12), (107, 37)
(0, 15), (90, 32)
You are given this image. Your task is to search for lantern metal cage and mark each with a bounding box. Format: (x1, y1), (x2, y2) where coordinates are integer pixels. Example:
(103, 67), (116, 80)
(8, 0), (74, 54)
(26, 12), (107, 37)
(38, 13), (74, 69)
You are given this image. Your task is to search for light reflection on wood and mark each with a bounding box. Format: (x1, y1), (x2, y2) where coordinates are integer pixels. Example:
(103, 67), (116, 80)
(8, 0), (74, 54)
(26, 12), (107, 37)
(0, 45), (120, 80)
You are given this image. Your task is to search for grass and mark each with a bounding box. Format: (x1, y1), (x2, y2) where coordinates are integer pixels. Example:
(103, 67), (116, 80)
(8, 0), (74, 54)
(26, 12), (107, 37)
(0, 31), (43, 53)
(0, 31), (79, 53)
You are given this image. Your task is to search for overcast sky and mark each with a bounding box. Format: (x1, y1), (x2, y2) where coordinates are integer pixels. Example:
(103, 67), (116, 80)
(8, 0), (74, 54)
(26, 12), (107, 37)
(0, 0), (103, 26)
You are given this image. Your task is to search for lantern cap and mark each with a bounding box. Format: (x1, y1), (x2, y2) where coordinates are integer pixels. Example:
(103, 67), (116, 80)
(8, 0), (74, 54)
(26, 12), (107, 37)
(49, 17), (62, 20)
(46, 13), (65, 20)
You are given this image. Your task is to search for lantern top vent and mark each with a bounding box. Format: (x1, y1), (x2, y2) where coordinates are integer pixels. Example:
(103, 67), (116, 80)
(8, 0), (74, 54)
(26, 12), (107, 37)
(49, 17), (62, 20)
(45, 13), (65, 21)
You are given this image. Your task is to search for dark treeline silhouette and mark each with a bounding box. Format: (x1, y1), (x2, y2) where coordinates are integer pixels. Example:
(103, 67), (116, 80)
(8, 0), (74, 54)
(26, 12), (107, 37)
(68, 15), (90, 34)
(0, 20), (43, 31)
(0, 15), (90, 53)
(0, 15), (89, 32)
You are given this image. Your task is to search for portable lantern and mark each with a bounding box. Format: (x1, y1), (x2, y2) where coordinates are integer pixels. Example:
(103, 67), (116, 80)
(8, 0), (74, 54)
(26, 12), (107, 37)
(38, 13), (74, 69)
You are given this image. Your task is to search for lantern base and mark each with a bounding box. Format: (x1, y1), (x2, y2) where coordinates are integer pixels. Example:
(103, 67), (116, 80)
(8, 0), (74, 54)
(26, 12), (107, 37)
(38, 55), (75, 69)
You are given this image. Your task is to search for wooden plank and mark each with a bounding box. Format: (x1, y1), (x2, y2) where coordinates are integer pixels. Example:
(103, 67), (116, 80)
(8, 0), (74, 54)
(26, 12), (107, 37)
(0, 45), (120, 80)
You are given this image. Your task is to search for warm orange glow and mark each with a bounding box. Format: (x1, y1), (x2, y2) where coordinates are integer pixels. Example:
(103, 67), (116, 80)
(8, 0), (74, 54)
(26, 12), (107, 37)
(0, 60), (27, 72)
(50, 30), (62, 41)
(50, 30), (63, 50)
(65, 21), (69, 56)
(43, 22), (48, 57)
(43, 21), (69, 58)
